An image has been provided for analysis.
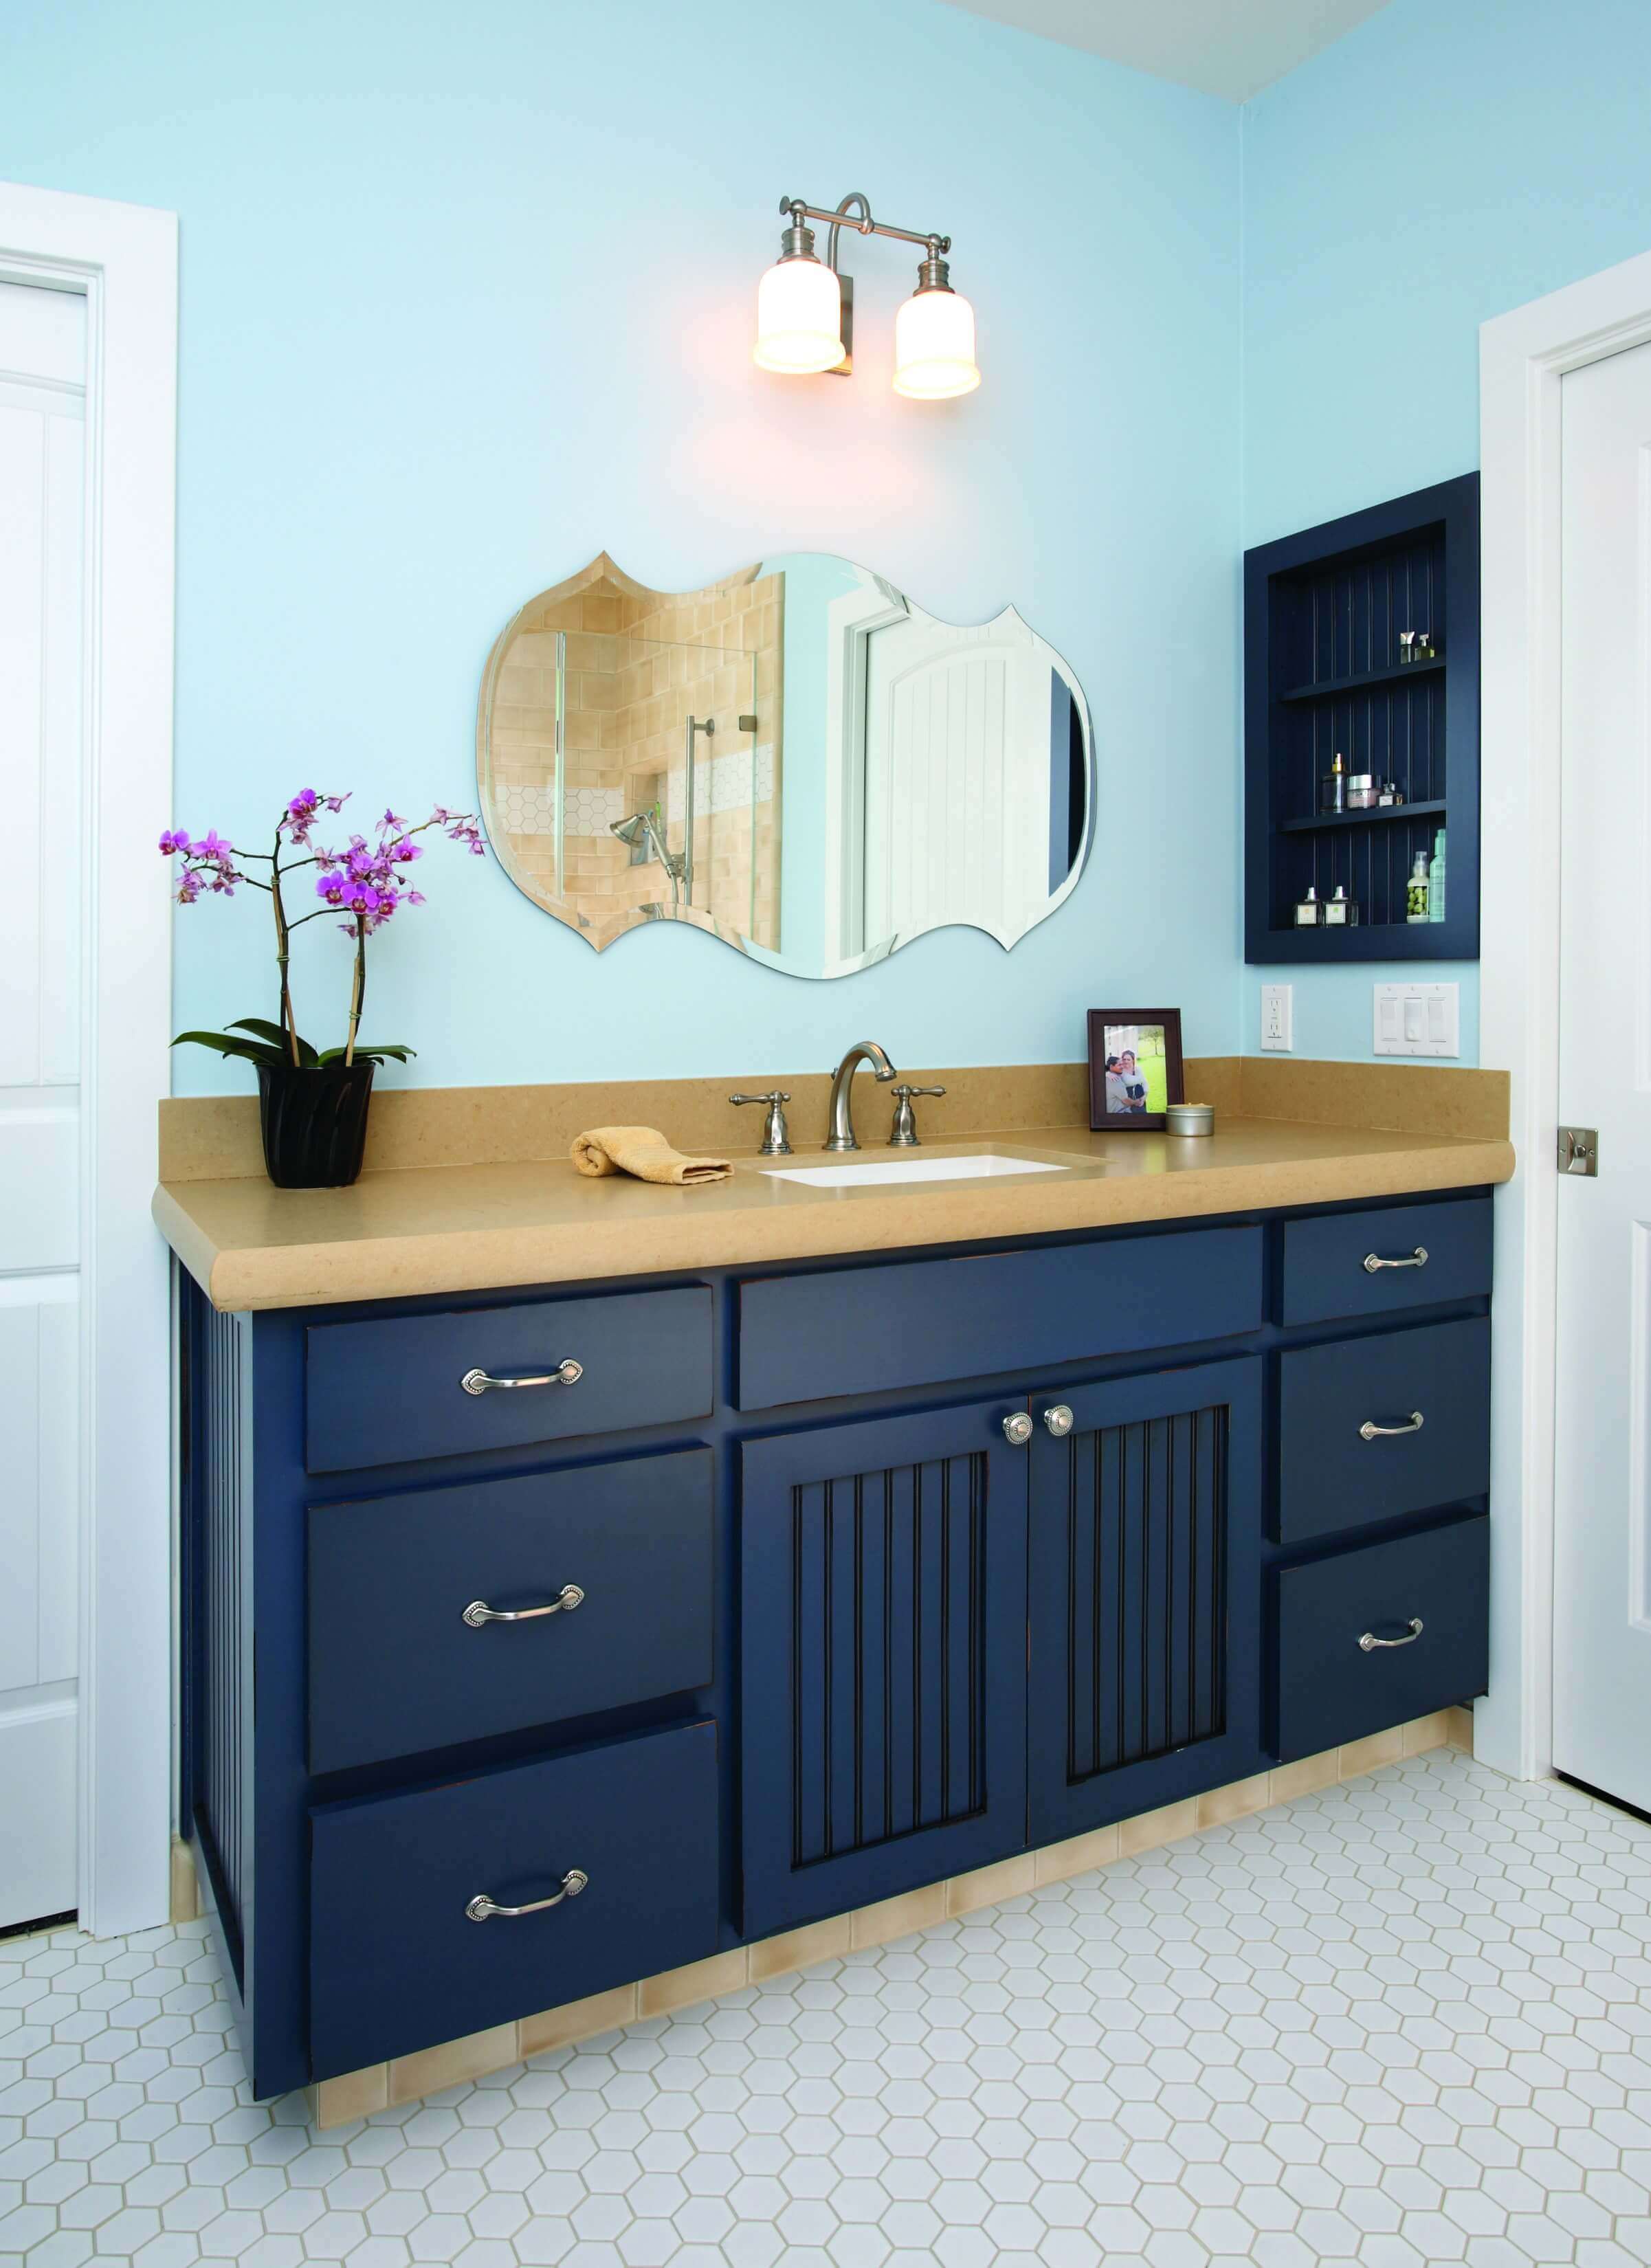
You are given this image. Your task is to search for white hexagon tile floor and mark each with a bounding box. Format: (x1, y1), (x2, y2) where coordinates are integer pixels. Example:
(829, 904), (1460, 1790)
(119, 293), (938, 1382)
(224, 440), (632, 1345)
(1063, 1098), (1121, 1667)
(3, 1746), (1651, 2268)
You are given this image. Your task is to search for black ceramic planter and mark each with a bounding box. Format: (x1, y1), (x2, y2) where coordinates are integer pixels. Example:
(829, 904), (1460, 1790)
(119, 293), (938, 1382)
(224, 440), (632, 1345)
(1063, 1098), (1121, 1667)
(256, 1060), (376, 1188)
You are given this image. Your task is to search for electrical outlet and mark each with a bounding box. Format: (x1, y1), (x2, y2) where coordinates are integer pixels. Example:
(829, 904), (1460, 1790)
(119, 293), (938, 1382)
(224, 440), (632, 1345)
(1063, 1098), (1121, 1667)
(1373, 981), (1459, 1058)
(1260, 983), (1293, 1052)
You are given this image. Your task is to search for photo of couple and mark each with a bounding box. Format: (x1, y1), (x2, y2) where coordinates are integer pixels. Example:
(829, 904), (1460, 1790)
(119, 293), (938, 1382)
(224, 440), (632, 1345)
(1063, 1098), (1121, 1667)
(1102, 1041), (1160, 1115)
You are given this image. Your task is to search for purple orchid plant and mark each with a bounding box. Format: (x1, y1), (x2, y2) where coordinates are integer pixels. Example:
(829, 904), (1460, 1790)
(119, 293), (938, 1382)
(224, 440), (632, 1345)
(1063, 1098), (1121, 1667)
(162, 791), (485, 1073)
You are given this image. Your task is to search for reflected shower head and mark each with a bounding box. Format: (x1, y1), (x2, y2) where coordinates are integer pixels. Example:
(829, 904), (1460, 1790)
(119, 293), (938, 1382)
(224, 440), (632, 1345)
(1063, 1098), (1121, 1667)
(610, 812), (650, 848)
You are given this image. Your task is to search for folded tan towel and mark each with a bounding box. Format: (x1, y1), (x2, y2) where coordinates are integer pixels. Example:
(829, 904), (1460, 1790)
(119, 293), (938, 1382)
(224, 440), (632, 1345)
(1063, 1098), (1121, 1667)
(570, 1124), (732, 1186)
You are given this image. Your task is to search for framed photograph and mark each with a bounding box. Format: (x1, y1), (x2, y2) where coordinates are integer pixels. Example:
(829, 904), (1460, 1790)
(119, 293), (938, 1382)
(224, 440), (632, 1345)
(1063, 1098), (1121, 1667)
(1087, 1010), (1185, 1132)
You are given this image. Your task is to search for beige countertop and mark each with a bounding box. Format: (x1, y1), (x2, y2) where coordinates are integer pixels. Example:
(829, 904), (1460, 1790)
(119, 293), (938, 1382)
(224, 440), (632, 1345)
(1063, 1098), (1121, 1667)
(155, 1112), (1515, 1313)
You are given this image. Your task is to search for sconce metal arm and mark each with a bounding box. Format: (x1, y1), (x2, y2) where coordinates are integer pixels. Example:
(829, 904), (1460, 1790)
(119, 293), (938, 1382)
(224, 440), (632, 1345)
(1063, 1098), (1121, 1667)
(782, 194), (951, 271)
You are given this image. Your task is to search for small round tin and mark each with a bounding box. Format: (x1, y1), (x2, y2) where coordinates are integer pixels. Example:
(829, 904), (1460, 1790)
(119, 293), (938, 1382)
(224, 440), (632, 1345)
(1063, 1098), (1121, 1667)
(1165, 1102), (1215, 1137)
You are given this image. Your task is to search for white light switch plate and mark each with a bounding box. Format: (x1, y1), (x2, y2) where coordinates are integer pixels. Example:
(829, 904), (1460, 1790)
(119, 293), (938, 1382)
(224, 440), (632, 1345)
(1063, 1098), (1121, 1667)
(1260, 983), (1293, 1052)
(1373, 981), (1459, 1058)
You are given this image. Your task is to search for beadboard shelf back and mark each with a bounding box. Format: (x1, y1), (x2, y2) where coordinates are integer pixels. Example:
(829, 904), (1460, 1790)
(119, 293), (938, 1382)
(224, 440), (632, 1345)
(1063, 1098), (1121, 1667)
(1245, 475), (1481, 963)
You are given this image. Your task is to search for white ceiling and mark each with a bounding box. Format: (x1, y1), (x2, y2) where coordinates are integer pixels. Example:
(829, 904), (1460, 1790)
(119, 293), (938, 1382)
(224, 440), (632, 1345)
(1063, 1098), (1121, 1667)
(934, 0), (1395, 102)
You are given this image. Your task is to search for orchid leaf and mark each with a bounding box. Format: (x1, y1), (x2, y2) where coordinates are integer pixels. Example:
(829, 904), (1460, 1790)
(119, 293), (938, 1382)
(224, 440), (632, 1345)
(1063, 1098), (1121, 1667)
(317, 1043), (416, 1065)
(170, 1030), (287, 1064)
(229, 1017), (319, 1067)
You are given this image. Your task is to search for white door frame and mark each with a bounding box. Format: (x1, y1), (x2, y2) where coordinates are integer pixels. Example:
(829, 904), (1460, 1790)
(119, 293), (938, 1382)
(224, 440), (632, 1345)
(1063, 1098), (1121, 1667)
(0, 181), (177, 1933)
(1478, 245), (1651, 1783)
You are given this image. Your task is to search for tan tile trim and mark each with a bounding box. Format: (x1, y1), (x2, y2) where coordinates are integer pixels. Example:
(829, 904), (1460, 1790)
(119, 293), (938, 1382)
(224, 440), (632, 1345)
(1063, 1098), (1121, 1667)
(157, 1054), (1508, 1181)
(309, 1709), (1471, 2127)
(169, 1835), (202, 1924)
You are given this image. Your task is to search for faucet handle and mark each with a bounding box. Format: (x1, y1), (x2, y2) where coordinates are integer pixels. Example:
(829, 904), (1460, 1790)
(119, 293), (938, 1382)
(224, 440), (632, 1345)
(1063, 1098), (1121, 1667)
(729, 1091), (793, 1157)
(888, 1083), (946, 1148)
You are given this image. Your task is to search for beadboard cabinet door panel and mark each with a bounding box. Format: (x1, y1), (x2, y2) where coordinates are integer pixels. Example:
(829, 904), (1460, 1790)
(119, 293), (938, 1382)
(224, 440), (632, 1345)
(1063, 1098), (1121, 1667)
(1027, 1358), (1264, 1845)
(740, 1401), (1029, 1937)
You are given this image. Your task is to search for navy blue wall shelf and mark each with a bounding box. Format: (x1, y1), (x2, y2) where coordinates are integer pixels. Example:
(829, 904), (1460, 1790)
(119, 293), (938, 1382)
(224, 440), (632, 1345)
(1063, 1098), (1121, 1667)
(1244, 475), (1480, 963)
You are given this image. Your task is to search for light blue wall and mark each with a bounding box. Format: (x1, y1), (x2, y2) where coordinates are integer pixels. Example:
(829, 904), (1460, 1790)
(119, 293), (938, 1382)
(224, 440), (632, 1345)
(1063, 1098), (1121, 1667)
(1239, 0), (1651, 1061)
(0, 0), (1243, 1094)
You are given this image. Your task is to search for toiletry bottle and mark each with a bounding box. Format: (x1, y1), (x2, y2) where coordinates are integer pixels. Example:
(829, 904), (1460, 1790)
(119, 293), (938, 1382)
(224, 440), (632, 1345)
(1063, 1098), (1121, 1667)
(1321, 751), (1346, 815)
(1406, 849), (1430, 923)
(1428, 829), (1445, 922)
(1294, 885), (1320, 928)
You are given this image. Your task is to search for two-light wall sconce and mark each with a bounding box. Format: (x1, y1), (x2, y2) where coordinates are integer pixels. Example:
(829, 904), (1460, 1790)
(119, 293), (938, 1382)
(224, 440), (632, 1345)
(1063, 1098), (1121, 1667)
(753, 192), (980, 400)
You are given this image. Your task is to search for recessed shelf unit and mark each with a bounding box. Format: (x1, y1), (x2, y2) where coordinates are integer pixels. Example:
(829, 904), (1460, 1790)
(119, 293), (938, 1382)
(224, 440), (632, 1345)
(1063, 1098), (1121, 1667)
(1244, 475), (1479, 964)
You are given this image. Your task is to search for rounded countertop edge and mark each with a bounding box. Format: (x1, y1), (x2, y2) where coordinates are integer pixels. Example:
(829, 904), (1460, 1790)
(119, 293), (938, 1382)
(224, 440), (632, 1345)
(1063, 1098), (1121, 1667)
(156, 1137), (1518, 1314)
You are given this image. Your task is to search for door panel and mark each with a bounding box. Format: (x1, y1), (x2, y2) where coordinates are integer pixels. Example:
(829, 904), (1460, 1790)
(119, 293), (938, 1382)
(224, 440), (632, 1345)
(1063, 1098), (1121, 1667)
(741, 1399), (1029, 1936)
(1028, 1359), (1263, 1844)
(0, 281), (85, 1929)
(1555, 340), (1651, 1811)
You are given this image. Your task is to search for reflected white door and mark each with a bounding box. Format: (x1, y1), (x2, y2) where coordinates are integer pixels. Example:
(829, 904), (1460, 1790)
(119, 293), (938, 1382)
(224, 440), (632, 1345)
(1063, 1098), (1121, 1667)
(1553, 338), (1651, 1813)
(0, 280), (85, 1926)
(862, 617), (1053, 948)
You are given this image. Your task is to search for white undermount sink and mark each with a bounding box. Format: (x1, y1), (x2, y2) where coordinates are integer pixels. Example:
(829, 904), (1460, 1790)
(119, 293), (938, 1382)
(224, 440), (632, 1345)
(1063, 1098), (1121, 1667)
(765, 1152), (1071, 1188)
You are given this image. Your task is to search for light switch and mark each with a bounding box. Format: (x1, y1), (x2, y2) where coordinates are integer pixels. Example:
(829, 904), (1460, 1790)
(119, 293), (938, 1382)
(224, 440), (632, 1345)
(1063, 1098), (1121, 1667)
(1373, 981), (1459, 1058)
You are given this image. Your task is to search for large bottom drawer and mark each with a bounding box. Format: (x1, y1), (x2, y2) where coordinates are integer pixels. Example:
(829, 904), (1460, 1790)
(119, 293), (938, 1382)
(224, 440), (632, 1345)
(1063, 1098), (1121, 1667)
(1274, 1515), (1488, 1762)
(309, 1720), (719, 2077)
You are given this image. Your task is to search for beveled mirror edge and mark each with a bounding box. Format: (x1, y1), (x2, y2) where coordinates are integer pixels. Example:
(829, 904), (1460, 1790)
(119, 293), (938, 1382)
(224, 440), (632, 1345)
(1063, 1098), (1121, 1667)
(475, 552), (1095, 975)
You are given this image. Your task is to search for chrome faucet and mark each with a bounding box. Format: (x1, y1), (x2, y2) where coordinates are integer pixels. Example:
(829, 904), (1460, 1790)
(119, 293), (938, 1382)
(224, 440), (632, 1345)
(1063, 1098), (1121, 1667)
(825, 1040), (898, 1152)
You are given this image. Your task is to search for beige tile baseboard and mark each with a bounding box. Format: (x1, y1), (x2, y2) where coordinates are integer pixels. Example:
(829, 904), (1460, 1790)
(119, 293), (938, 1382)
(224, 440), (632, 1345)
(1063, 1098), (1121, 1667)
(169, 1834), (203, 1924)
(307, 1705), (1474, 2127)
(159, 1056), (1507, 1182)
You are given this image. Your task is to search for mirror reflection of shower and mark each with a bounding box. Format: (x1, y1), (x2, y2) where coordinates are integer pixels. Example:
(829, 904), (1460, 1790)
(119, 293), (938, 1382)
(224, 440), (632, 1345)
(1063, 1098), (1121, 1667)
(610, 807), (685, 909)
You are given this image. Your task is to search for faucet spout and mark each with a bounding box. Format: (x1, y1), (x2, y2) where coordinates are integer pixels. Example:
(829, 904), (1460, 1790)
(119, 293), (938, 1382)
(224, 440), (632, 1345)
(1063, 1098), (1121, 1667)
(825, 1039), (898, 1152)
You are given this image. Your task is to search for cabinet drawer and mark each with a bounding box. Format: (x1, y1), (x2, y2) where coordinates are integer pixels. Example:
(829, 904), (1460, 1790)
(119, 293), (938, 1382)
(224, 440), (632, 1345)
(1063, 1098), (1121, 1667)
(310, 1721), (719, 2077)
(307, 1449), (713, 1773)
(1275, 1515), (1488, 1761)
(1278, 1316), (1489, 1544)
(1281, 1198), (1492, 1327)
(737, 1227), (1263, 1410)
(305, 1286), (713, 1473)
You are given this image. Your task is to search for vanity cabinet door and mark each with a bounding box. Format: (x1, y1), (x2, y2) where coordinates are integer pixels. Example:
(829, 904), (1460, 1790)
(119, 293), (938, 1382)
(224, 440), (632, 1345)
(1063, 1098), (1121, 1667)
(740, 1400), (1029, 1939)
(1026, 1358), (1264, 1847)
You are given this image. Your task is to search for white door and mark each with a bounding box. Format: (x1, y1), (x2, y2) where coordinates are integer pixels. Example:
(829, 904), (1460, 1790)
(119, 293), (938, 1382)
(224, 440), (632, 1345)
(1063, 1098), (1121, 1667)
(0, 280), (85, 1926)
(861, 618), (1054, 949)
(1553, 337), (1651, 1814)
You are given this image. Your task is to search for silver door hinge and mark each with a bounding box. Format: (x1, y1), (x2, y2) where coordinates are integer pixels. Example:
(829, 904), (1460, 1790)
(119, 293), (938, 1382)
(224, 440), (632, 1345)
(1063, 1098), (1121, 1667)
(1558, 1126), (1599, 1176)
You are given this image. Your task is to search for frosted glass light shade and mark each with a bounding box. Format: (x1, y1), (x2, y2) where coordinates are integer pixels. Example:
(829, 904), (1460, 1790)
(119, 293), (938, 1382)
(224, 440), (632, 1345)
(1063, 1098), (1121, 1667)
(892, 285), (980, 399)
(753, 256), (844, 375)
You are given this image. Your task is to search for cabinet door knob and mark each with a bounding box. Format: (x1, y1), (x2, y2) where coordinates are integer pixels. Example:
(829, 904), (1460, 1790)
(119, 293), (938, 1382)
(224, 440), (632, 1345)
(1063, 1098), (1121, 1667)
(461, 1583), (585, 1628)
(461, 1359), (583, 1396)
(465, 1867), (588, 1922)
(1362, 1245), (1428, 1274)
(1001, 1411), (1034, 1446)
(1358, 1411), (1424, 1441)
(1042, 1405), (1074, 1437)
(1358, 1616), (1424, 1652)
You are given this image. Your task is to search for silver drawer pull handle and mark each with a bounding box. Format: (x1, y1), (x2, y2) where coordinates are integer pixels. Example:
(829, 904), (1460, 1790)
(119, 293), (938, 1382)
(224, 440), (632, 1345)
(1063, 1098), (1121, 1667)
(1363, 1245), (1428, 1274)
(1358, 1617), (1424, 1652)
(461, 1583), (584, 1628)
(461, 1359), (583, 1396)
(465, 1867), (588, 1922)
(1359, 1411), (1424, 1441)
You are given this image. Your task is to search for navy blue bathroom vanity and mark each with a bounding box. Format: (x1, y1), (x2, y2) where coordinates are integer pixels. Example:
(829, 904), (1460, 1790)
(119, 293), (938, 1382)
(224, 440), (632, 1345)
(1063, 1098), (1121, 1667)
(178, 1186), (1493, 2098)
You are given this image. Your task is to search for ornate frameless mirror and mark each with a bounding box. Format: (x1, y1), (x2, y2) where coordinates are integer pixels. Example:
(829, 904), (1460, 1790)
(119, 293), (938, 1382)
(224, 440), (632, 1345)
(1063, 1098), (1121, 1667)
(476, 551), (1093, 979)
